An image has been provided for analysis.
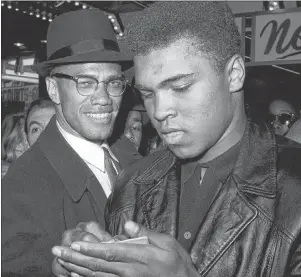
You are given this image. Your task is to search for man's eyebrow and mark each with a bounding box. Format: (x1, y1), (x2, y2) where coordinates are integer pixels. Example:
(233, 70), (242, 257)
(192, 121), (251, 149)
(158, 73), (195, 89)
(135, 73), (195, 91)
(28, 121), (42, 128)
(75, 74), (124, 81)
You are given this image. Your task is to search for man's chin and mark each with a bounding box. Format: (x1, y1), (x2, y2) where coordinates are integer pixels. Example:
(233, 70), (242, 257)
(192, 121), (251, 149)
(82, 130), (113, 143)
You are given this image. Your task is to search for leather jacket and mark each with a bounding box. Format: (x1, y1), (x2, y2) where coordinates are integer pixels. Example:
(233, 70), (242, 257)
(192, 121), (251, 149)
(106, 120), (301, 277)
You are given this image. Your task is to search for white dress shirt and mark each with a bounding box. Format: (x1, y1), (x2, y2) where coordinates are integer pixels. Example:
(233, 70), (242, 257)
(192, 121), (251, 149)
(57, 121), (119, 198)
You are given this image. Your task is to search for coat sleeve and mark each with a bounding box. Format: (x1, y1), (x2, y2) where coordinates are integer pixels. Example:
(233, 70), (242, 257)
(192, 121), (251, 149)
(2, 170), (60, 277)
(287, 237), (301, 276)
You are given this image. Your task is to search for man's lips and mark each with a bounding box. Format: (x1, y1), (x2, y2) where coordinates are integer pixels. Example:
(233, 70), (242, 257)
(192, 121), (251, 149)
(160, 129), (185, 145)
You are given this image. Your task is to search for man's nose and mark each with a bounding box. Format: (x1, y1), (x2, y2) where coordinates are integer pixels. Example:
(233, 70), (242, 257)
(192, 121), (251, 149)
(90, 85), (112, 105)
(153, 92), (176, 122)
(124, 128), (134, 140)
(273, 119), (283, 130)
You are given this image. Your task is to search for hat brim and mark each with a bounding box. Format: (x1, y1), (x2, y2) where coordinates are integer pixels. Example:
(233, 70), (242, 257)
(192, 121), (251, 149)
(32, 49), (134, 77)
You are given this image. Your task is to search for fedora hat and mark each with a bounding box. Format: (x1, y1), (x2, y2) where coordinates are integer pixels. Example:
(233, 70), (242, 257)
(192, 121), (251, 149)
(32, 9), (133, 77)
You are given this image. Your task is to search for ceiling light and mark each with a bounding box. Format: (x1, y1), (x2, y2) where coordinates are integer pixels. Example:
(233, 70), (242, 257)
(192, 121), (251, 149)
(1, 2), (4, 7)
(14, 42), (24, 47)
(82, 4), (87, 9)
(48, 13), (53, 22)
(263, 1), (284, 11)
(7, 3), (12, 9)
(75, 1), (80, 6)
(42, 11), (47, 20)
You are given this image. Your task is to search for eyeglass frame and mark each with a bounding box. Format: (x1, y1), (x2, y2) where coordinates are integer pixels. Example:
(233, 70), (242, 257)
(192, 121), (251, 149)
(50, 73), (128, 97)
(268, 112), (297, 126)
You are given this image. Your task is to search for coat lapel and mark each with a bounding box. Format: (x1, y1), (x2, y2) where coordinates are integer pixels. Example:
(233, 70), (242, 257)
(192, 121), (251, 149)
(38, 117), (105, 203)
(190, 178), (257, 275)
(190, 120), (277, 275)
(86, 175), (107, 221)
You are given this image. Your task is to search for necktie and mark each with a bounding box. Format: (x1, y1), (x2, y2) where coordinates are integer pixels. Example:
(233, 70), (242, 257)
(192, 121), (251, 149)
(102, 147), (121, 189)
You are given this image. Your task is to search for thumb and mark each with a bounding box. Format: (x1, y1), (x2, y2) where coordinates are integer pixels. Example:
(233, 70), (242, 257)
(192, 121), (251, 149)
(124, 221), (146, 238)
(124, 221), (175, 249)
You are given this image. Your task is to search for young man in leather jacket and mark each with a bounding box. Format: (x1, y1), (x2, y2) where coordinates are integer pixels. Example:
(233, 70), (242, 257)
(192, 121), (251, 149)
(52, 2), (301, 277)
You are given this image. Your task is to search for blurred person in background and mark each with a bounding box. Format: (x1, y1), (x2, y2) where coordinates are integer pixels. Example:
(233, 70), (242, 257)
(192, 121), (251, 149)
(268, 98), (299, 136)
(1, 113), (29, 177)
(24, 98), (56, 146)
(124, 105), (144, 151)
(286, 117), (301, 144)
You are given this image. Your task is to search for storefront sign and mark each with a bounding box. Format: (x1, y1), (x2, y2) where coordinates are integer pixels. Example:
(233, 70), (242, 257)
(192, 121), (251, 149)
(2, 85), (39, 108)
(252, 9), (301, 65)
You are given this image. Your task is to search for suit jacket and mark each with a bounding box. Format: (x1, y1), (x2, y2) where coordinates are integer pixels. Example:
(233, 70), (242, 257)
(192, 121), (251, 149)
(1, 116), (141, 277)
(107, 120), (301, 277)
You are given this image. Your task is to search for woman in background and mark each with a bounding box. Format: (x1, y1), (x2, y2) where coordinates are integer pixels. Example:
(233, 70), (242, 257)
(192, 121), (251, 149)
(1, 113), (28, 177)
(24, 99), (55, 146)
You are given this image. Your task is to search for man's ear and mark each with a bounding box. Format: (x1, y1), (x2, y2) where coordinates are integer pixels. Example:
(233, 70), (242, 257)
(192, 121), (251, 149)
(46, 77), (60, 104)
(226, 55), (245, 93)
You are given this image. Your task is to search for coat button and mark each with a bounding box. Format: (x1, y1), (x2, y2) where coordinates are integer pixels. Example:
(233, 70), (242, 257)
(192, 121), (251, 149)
(184, 231), (191, 239)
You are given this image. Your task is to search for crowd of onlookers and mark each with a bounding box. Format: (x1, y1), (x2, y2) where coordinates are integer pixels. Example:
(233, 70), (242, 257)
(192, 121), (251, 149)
(2, 93), (300, 178)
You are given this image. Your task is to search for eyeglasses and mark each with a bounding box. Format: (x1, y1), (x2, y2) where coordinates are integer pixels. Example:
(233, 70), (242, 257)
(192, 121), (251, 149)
(268, 113), (296, 126)
(51, 73), (128, 97)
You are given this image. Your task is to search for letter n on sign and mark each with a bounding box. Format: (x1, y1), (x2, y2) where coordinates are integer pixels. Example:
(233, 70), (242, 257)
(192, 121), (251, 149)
(252, 8), (301, 65)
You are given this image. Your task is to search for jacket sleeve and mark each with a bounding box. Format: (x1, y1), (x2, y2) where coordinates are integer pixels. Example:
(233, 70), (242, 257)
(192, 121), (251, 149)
(287, 237), (301, 276)
(2, 172), (59, 277)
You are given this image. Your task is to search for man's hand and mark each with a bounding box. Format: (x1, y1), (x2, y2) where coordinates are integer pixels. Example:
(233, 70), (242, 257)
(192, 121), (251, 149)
(52, 221), (199, 277)
(52, 221), (115, 277)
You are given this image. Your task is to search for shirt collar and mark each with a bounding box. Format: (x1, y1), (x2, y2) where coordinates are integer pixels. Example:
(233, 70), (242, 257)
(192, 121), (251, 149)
(56, 121), (119, 172)
(181, 139), (242, 184)
(204, 139), (242, 183)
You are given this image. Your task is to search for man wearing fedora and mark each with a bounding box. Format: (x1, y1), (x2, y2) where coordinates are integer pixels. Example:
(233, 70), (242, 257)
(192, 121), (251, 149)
(2, 9), (141, 276)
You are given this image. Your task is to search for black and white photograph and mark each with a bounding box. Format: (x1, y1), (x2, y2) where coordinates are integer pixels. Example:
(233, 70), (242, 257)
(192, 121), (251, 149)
(1, 1), (301, 276)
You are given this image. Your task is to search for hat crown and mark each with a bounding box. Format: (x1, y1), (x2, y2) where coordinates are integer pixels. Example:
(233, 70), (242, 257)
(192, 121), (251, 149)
(47, 9), (117, 59)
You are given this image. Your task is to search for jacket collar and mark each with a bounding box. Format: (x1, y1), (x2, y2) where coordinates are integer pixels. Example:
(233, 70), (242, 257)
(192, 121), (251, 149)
(133, 119), (277, 197)
(134, 149), (177, 185)
(37, 116), (94, 202)
(232, 118), (277, 197)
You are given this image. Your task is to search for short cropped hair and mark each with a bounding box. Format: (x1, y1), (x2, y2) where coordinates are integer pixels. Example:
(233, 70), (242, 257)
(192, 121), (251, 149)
(125, 1), (241, 72)
(25, 98), (55, 134)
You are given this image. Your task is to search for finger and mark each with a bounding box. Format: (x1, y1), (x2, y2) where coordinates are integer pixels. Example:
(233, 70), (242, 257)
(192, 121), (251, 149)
(52, 257), (70, 277)
(113, 234), (128, 242)
(62, 229), (100, 247)
(58, 258), (120, 277)
(124, 221), (176, 250)
(77, 222), (115, 243)
(69, 241), (155, 264)
(55, 247), (135, 276)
